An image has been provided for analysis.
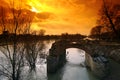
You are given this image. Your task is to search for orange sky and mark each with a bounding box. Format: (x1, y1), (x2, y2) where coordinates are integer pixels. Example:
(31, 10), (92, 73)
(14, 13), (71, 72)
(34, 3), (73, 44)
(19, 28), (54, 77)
(0, 0), (120, 35)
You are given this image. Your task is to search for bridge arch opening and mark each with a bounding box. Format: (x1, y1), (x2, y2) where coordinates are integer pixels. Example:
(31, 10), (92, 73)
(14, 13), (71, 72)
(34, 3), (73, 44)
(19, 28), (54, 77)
(47, 40), (110, 78)
(66, 48), (85, 65)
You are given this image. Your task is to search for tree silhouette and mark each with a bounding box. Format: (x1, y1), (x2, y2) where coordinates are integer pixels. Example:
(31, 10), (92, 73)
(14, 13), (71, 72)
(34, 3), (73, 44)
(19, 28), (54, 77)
(24, 31), (46, 71)
(90, 26), (103, 40)
(98, 0), (120, 39)
(0, 0), (34, 80)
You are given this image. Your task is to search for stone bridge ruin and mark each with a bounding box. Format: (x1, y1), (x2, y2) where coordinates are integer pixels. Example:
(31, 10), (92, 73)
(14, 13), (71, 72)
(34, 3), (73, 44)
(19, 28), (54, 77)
(47, 39), (120, 78)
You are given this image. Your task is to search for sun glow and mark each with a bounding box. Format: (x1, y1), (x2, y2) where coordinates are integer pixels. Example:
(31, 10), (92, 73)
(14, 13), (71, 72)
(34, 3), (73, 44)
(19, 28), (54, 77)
(27, 0), (59, 13)
(1, 0), (116, 35)
(31, 7), (39, 13)
(23, 0), (101, 35)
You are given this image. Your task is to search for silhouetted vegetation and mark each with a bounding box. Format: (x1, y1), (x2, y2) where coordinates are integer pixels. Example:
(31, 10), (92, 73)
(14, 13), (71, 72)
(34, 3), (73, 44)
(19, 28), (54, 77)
(61, 33), (86, 40)
(90, 26), (103, 40)
(0, 32), (86, 45)
(24, 31), (46, 71)
(0, 0), (35, 80)
(90, 0), (120, 41)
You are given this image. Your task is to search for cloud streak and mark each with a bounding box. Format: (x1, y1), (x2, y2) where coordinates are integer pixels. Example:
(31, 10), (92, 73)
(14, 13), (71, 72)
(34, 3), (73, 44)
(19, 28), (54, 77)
(0, 0), (120, 35)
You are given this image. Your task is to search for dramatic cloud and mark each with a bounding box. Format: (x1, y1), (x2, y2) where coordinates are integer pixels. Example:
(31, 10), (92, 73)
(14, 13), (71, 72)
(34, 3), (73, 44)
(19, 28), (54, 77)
(0, 0), (120, 35)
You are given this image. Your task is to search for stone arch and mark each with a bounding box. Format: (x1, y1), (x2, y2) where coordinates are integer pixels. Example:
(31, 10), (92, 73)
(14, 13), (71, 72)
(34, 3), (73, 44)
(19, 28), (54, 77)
(47, 40), (94, 73)
(47, 40), (113, 78)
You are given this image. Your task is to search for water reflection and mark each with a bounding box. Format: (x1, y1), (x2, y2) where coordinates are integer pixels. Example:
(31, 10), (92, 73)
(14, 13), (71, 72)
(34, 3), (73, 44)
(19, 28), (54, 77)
(47, 70), (63, 80)
(0, 40), (53, 80)
(47, 48), (99, 80)
(0, 41), (100, 80)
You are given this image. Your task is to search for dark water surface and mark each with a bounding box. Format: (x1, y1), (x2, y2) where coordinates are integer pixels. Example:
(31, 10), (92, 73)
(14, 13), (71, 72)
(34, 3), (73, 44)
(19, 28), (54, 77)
(48, 48), (100, 80)
(0, 40), (120, 80)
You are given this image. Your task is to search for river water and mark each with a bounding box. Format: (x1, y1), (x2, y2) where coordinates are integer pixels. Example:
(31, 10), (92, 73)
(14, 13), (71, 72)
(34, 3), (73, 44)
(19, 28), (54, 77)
(0, 40), (120, 80)
(48, 48), (99, 80)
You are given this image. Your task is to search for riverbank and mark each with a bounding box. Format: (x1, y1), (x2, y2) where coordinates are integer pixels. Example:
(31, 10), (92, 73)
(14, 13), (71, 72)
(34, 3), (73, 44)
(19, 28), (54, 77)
(103, 59), (120, 80)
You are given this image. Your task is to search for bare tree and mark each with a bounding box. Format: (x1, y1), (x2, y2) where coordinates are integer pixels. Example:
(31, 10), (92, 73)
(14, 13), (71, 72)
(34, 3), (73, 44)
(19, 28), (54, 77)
(38, 29), (46, 36)
(90, 26), (103, 40)
(98, 0), (120, 39)
(0, 7), (7, 32)
(0, 43), (25, 80)
(0, 0), (34, 80)
(24, 31), (45, 71)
